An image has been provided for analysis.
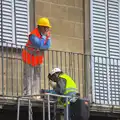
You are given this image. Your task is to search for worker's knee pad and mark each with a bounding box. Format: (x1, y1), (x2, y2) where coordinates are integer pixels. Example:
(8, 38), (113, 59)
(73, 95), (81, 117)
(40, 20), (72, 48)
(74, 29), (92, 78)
(70, 98), (90, 120)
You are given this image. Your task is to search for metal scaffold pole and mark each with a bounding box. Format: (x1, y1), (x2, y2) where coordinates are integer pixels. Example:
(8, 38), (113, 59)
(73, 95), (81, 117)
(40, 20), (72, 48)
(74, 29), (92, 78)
(17, 98), (20, 120)
(47, 94), (51, 120)
(43, 99), (45, 120)
(53, 102), (57, 120)
(66, 97), (68, 120)
(28, 99), (33, 120)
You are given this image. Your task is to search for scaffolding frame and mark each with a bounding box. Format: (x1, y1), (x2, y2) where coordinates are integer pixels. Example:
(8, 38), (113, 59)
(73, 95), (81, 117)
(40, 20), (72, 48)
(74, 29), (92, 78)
(16, 93), (71, 120)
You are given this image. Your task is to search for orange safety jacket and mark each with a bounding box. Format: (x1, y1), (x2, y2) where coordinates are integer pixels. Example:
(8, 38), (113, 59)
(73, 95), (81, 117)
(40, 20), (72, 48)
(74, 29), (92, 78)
(22, 28), (50, 67)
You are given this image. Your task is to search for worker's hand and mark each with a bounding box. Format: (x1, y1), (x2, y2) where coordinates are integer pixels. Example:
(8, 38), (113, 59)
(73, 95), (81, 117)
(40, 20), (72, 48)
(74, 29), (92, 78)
(43, 32), (47, 36)
(49, 80), (56, 88)
(49, 80), (52, 85)
(42, 31), (50, 36)
(58, 97), (64, 105)
(47, 31), (50, 37)
(42, 32), (51, 44)
(49, 80), (53, 86)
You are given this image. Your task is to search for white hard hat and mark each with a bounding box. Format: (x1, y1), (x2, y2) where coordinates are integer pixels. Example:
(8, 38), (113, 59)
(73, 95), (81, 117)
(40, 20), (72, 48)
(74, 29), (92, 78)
(50, 68), (61, 75)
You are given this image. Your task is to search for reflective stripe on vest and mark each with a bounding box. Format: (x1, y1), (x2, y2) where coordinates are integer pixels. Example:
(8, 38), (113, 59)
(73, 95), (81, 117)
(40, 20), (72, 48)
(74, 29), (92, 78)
(64, 88), (77, 95)
(59, 73), (77, 95)
(25, 46), (44, 56)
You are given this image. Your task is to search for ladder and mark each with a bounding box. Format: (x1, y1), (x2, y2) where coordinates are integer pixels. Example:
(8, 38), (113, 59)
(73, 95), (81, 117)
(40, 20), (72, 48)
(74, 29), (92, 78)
(17, 97), (33, 120)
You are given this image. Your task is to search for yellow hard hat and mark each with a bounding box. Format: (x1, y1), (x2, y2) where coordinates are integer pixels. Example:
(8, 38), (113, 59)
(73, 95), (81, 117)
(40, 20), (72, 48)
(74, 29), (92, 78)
(37, 17), (52, 28)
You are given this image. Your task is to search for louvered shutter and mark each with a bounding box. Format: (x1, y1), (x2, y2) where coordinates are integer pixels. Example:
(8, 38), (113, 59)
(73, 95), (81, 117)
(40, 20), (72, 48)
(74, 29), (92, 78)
(0, 0), (29, 46)
(91, 0), (120, 105)
(0, 0), (13, 44)
(90, 0), (109, 104)
(15, 0), (29, 46)
(108, 0), (120, 105)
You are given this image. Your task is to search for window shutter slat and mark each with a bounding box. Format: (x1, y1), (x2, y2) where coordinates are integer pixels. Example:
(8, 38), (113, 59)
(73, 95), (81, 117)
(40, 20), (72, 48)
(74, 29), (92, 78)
(15, 0), (29, 45)
(0, 0), (13, 43)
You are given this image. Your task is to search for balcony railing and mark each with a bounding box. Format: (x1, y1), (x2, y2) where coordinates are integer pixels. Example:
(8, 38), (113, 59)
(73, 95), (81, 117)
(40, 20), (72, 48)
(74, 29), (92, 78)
(0, 42), (86, 98)
(1, 42), (120, 106)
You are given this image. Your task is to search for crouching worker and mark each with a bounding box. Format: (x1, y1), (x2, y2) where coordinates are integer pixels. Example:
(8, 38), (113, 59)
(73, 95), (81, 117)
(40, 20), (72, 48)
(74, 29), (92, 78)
(48, 68), (78, 120)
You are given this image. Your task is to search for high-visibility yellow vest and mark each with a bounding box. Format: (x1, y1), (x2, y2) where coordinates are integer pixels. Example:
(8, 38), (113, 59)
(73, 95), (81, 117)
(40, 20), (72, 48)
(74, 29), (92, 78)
(58, 73), (77, 107)
(59, 73), (77, 95)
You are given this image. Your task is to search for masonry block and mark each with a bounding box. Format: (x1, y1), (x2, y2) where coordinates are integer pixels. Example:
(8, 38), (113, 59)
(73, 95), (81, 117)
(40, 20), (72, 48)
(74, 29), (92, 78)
(49, 35), (70, 51)
(50, 19), (75, 37)
(51, 4), (68, 20)
(58, 0), (75, 6)
(68, 38), (83, 53)
(35, 1), (51, 17)
(36, 0), (58, 4)
(68, 7), (83, 23)
(75, 23), (84, 39)
(75, 0), (83, 8)
(50, 34), (83, 53)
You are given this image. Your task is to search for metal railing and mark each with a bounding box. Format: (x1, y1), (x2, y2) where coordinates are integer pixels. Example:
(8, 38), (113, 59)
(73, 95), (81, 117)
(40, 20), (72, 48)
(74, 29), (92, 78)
(0, 42), (86, 98)
(91, 55), (120, 106)
(1, 42), (120, 106)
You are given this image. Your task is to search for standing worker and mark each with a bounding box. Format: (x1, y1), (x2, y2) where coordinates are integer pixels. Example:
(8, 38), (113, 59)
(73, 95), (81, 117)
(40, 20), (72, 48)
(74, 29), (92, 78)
(48, 68), (78, 120)
(22, 17), (52, 99)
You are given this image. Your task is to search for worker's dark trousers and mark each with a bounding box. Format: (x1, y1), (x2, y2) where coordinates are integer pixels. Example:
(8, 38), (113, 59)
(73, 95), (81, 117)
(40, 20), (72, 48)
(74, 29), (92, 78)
(64, 92), (76, 120)
(70, 98), (90, 120)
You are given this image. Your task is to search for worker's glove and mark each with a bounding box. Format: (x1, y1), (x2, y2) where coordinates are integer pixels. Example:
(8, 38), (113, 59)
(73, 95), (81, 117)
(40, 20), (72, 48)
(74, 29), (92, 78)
(58, 97), (65, 105)
(63, 101), (70, 107)
(58, 97), (63, 105)
(57, 98), (70, 107)
(69, 97), (78, 103)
